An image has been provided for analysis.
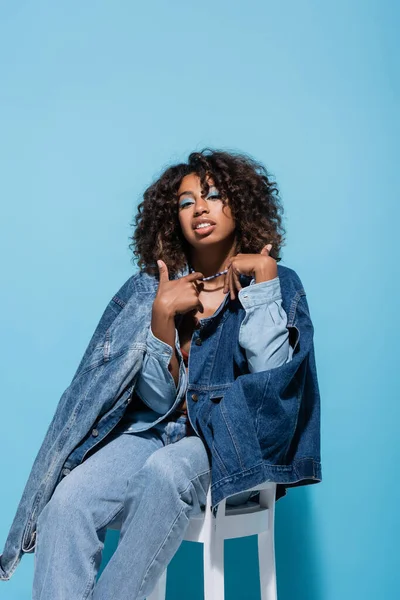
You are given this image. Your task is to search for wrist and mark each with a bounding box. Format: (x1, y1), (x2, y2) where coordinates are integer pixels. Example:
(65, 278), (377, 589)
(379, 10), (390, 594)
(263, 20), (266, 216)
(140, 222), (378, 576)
(253, 267), (277, 284)
(152, 298), (176, 320)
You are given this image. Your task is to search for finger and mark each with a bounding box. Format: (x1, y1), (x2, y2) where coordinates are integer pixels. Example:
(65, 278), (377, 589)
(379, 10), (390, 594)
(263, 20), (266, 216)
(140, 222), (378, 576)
(157, 260), (169, 282)
(223, 267), (229, 293)
(260, 244), (272, 255)
(223, 266), (230, 295)
(232, 267), (242, 294)
(229, 266), (235, 301)
(187, 271), (205, 282)
(191, 279), (204, 303)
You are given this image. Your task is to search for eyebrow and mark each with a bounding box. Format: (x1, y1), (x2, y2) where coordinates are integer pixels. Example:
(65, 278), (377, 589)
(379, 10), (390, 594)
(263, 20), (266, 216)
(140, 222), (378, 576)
(177, 190), (194, 198)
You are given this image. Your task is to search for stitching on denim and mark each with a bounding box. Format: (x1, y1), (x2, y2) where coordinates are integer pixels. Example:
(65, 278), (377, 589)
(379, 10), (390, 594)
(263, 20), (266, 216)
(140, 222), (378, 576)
(103, 328), (111, 361)
(137, 506), (187, 596)
(212, 442), (229, 477)
(187, 382), (232, 391)
(255, 373), (271, 435)
(112, 295), (126, 309)
(219, 402), (245, 471)
(82, 552), (101, 600)
(206, 308), (231, 378)
(138, 466), (211, 594)
(210, 461), (264, 488)
(79, 342), (147, 376)
(22, 366), (105, 549)
(287, 288), (305, 326)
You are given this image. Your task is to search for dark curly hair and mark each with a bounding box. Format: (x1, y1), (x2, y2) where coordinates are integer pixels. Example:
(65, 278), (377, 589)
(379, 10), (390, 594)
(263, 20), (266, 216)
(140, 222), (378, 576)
(129, 147), (286, 278)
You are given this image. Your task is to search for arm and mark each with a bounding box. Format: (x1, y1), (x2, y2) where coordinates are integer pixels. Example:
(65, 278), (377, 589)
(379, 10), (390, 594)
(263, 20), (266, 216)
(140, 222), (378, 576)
(150, 301), (180, 387)
(134, 324), (186, 414)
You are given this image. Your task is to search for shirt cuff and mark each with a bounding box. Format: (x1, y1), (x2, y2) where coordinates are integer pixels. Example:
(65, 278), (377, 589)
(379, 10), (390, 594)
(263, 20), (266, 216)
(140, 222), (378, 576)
(146, 325), (180, 367)
(238, 276), (282, 309)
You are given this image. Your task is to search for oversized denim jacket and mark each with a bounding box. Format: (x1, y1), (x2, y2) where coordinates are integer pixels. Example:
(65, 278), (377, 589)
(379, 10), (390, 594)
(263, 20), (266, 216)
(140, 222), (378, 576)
(0, 262), (322, 581)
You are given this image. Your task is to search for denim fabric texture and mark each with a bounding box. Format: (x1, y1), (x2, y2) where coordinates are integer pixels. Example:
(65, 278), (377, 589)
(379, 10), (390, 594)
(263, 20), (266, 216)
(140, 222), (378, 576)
(123, 276), (294, 431)
(32, 415), (259, 599)
(0, 263), (322, 581)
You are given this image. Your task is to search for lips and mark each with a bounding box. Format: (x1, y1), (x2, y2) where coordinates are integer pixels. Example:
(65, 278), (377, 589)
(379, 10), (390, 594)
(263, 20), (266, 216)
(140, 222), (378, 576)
(192, 219), (216, 230)
(193, 223), (216, 235)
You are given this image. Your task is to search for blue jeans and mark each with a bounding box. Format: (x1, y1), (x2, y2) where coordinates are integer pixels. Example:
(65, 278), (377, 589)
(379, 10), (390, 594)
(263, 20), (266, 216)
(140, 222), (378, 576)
(32, 414), (254, 600)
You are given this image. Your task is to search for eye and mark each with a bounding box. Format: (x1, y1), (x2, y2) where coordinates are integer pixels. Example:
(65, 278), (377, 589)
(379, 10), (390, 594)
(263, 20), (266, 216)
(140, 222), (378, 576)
(179, 198), (194, 209)
(178, 192), (222, 210)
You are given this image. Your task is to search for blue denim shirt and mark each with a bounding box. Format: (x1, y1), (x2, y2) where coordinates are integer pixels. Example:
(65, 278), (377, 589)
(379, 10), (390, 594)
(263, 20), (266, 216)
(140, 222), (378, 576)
(122, 276), (294, 429)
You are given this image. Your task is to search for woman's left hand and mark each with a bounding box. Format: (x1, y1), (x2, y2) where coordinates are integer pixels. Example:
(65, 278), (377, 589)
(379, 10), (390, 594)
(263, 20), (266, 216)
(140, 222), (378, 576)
(222, 244), (278, 300)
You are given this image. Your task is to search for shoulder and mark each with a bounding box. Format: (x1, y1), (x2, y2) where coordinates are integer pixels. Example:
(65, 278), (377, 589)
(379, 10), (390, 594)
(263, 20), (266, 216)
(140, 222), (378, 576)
(277, 263), (306, 293)
(112, 269), (157, 305)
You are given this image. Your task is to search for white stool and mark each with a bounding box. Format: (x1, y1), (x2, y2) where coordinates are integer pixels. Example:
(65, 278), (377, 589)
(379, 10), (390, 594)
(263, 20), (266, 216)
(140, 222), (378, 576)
(147, 482), (278, 600)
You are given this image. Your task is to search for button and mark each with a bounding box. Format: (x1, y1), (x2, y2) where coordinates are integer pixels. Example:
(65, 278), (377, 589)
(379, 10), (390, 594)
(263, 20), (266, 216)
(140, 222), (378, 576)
(243, 294), (248, 298)
(191, 393), (198, 402)
(92, 428), (99, 437)
(195, 338), (202, 346)
(62, 468), (71, 476)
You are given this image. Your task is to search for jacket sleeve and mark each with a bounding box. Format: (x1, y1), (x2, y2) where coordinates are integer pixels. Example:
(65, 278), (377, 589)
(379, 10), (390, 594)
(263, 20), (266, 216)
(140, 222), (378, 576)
(134, 325), (185, 414)
(199, 270), (320, 474)
(225, 286), (318, 464)
(228, 276), (293, 506)
(238, 276), (294, 372)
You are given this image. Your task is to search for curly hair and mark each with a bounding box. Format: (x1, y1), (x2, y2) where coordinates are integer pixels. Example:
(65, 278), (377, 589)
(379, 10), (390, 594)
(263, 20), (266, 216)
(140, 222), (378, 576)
(129, 147), (286, 278)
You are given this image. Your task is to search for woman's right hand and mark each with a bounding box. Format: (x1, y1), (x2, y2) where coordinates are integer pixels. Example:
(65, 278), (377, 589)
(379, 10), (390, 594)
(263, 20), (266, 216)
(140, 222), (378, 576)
(153, 259), (205, 317)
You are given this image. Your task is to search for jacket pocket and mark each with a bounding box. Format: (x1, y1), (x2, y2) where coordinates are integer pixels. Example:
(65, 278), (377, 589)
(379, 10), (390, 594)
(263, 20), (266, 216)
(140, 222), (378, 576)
(206, 392), (263, 475)
(78, 327), (113, 375)
(256, 368), (302, 463)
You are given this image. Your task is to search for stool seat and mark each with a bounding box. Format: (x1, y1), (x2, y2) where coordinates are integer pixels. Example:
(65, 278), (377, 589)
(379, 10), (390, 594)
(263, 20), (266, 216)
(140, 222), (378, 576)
(108, 482), (278, 600)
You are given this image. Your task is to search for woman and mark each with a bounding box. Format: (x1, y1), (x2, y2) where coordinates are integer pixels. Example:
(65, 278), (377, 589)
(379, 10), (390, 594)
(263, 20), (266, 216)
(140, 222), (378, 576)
(32, 148), (295, 599)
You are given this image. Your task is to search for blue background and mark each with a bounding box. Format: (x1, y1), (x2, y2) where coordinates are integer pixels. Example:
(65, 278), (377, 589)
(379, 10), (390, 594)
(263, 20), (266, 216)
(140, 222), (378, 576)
(0, 1), (398, 599)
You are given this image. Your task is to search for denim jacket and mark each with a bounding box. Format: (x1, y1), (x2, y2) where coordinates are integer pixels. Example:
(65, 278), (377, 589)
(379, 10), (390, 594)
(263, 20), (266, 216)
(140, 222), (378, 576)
(122, 276), (294, 428)
(0, 262), (322, 581)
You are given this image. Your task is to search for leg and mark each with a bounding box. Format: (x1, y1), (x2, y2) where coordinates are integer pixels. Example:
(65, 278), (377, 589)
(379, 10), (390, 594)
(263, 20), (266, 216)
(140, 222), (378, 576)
(93, 431), (211, 600)
(32, 427), (164, 600)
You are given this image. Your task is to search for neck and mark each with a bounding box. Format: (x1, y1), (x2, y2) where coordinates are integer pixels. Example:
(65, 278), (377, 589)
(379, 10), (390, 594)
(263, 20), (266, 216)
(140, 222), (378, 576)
(188, 239), (237, 290)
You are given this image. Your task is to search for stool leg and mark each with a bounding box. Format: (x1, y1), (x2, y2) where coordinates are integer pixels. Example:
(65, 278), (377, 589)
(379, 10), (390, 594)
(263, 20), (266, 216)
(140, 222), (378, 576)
(258, 487), (277, 600)
(258, 530), (277, 600)
(147, 568), (167, 600)
(203, 523), (224, 600)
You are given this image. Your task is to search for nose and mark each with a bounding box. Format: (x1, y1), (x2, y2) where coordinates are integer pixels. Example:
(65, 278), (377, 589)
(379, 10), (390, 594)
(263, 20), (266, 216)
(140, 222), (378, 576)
(193, 196), (210, 216)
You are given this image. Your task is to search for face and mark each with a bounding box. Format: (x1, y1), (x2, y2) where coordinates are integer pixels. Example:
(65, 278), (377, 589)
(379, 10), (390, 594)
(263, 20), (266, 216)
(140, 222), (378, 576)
(177, 172), (236, 248)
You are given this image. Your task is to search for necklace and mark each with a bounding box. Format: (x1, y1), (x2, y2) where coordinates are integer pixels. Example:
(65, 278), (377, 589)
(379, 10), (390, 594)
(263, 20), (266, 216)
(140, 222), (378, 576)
(189, 266), (229, 281)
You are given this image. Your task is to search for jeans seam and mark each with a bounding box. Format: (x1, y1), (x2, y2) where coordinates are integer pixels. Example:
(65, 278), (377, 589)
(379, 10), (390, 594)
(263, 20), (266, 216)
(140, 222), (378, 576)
(82, 552), (100, 600)
(137, 468), (211, 595)
(137, 506), (187, 596)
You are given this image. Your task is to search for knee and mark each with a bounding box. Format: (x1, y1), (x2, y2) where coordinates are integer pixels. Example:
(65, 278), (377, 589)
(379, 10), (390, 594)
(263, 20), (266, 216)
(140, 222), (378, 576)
(140, 451), (211, 511)
(140, 452), (182, 494)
